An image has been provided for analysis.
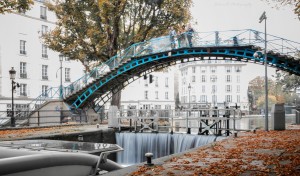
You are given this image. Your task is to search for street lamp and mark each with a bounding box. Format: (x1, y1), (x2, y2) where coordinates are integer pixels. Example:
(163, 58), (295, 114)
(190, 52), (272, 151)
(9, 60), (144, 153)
(9, 67), (19, 127)
(59, 54), (63, 100)
(188, 83), (191, 109)
(187, 83), (191, 134)
(259, 11), (268, 131)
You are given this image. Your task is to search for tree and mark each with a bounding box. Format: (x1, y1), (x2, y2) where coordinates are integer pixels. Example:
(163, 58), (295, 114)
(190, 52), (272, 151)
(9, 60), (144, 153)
(43, 0), (192, 107)
(0, 0), (33, 14)
(265, 0), (300, 19)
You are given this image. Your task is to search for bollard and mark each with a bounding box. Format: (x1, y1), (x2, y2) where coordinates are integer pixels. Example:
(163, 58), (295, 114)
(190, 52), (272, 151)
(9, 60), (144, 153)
(187, 127), (191, 134)
(145, 152), (154, 166)
(96, 124), (100, 128)
(233, 131), (238, 138)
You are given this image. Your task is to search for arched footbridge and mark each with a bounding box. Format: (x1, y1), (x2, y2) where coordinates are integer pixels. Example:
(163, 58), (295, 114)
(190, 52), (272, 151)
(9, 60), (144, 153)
(31, 29), (300, 112)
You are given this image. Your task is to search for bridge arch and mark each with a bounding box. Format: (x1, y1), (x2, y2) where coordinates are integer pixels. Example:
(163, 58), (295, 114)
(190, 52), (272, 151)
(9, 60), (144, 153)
(29, 29), (300, 111)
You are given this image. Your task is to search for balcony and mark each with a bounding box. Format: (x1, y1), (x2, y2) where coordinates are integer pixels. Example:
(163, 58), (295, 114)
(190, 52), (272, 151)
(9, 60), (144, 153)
(20, 73), (27, 79)
(42, 54), (48, 58)
(20, 92), (27, 96)
(40, 15), (47, 20)
(20, 50), (26, 55)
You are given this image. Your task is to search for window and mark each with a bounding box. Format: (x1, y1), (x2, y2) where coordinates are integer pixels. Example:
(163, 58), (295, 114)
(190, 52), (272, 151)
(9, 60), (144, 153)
(40, 6), (47, 19)
(212, 95), (217, 104)
(226, 95), (232, 102)
(165, 105), (171, 109)
(20, 84), (27, 96)
(201, 75), (206, 82)
(202, 85), (205, 93)
(235, 66), (241, 72)
(155, 91), (158, 99)
(144, 79), (148, 87)
(20, 62), (27, 78)
(192, 76), (195, 82)
(192, 66), (196, 73)
(237, 75), (240, 83)
(155, 77), (158, 87)
(42, 65), (48, 80)
(200, 95), (207, 102)
(65, 68), (71, 82)
(210, 66), (216, 73)
(165, 92), (169, 99)
(20, 40), (26, 55)
(201, 67), (206, 73)
(155, 105), (161, 109)
(42, 44), (48, 58)
(210, 75), (217, 82)
(145, 91), (148, 99)
(41, 25), (48, 35)
(237, 95), (240, 103)
(226, 75), (231, 82)
(212, 85), (217, 93)
(237, 85), (240, 93)
(165, 77), (168, 87)
(226, 85), (231, 92)
(42, 85), (48, 97)
(225, 66), (231, 73)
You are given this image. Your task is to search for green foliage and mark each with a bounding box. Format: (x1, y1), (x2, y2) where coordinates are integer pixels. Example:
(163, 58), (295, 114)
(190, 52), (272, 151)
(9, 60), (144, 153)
(0, 0), (33, 14)
(43, 0), (192, 64)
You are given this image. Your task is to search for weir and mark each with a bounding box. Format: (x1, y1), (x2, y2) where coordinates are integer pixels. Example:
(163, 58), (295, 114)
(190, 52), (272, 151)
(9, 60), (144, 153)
(116, 133), (224, 165)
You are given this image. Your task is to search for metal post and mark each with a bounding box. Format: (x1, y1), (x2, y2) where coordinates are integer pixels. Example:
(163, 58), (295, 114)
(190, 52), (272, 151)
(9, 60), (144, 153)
(11, 80), (15, 127)
(60, 59), (63, 99)
(264, 14), (269, 131)
(259, 11), (268, 131)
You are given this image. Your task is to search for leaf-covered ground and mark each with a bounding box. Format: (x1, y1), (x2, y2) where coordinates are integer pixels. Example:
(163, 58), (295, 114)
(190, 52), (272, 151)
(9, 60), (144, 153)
(0, 125), (85, 139)
(129, 129), (300, 176)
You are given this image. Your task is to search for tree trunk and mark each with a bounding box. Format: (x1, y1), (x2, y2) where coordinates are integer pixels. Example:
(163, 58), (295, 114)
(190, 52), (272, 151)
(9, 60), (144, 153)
(111, 91), (121, 108)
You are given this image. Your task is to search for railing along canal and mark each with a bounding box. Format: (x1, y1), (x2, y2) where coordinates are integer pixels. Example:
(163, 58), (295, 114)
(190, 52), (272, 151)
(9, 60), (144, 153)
(112, 108), (243, 136)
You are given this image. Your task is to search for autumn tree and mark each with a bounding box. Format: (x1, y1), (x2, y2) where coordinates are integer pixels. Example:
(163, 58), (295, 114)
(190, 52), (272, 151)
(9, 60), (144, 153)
(0, 0), (33, 14)
(265, 0), (300, 19)
(43, 0), (192, 107)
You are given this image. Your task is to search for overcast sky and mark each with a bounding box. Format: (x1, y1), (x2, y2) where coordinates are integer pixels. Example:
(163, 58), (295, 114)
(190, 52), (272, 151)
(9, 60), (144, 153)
(190, 0), (300, 82)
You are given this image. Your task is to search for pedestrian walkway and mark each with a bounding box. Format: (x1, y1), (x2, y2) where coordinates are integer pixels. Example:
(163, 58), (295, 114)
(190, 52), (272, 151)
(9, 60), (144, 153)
(0, 124), (108, 140)
(106, 125), (300, 176)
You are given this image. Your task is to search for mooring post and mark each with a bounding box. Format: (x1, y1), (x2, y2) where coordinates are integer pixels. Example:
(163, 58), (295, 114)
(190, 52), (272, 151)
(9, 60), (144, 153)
(145, 152), (154, 166)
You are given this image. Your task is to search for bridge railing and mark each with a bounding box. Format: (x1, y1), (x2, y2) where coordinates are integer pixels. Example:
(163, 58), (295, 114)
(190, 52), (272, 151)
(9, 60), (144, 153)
(63, 29), (300, 100)
(25, 29), (300, 112)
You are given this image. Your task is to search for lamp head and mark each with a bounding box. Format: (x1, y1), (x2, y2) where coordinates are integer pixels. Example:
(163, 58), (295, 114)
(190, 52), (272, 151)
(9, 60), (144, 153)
(59, 54), (64, 61)
(9, 67), (16, 80)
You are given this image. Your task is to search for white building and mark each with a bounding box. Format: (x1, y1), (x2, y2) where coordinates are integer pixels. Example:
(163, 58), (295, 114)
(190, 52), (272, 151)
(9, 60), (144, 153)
(178, 60), (249, 111)
(120, 67), (176, 111)
(0, 1), (84, 113)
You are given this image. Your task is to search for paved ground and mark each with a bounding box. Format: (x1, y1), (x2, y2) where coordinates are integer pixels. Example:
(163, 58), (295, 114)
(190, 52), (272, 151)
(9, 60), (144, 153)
(105, 124), (300, 176)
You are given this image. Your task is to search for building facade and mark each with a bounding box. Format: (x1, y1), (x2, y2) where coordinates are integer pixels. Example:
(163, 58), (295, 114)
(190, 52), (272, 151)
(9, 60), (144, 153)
(0, 1), (84, 114)
(120, 67), (176, 111)
(178, 60), (249, 111)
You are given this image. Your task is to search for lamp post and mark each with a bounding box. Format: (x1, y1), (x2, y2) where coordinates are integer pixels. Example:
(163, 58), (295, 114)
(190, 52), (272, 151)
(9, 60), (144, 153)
(188, 83), (191, 109)
(187, 83), (191, 134)
(59, 54), (63, 100)
(259, 11), (268, 131)
(9, 67), (17, 127)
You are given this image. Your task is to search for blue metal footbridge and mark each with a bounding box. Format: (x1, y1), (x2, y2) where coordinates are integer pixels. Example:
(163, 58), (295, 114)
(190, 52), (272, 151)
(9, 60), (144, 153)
(26, 29), (300, 114)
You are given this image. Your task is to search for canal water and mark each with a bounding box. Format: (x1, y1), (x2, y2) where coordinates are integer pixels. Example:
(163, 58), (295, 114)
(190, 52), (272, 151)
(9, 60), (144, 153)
(116, 133), (225, 165)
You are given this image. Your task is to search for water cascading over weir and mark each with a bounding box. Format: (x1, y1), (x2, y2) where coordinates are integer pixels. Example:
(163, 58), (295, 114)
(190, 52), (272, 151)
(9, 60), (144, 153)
(116, 133), (225, 165)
